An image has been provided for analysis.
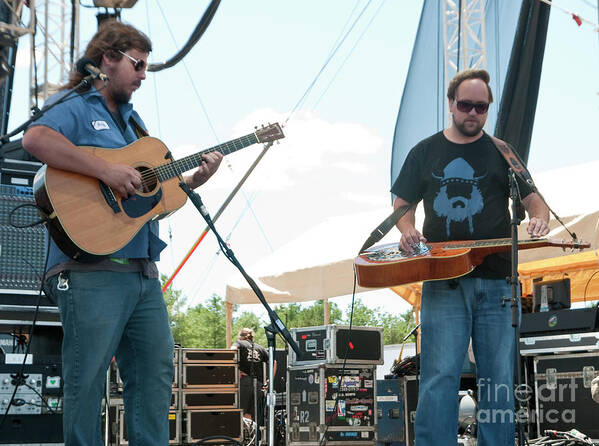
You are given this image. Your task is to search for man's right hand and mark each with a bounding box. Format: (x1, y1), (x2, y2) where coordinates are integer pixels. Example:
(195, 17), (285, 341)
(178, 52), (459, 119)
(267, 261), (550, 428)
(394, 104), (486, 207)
(100, 163), (142, 198)
(399, 227), (427, 254)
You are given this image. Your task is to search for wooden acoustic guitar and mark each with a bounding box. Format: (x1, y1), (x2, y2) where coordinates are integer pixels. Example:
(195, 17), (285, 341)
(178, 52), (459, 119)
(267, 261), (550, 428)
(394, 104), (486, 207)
(354, 238), (590, 288)
(34, 123), (284, 262)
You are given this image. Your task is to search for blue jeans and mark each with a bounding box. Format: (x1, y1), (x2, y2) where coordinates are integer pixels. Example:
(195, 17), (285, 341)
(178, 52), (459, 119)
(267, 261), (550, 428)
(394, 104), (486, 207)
(48, 270), (174, 446)
(415, 277), (515, 446)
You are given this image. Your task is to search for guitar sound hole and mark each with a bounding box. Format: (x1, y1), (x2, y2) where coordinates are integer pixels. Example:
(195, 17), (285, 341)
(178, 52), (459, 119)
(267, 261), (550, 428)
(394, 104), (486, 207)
(137, 166), (158, 194)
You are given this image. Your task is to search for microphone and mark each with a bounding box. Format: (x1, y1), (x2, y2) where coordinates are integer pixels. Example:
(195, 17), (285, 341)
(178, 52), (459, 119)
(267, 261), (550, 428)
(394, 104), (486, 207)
(359, 203), (414, 253)
(76, 58), (109, 82)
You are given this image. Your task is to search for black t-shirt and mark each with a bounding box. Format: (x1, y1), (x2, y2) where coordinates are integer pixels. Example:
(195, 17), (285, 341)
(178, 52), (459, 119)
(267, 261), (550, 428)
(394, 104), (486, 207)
(233, 339), (269, 382)
(391, 131), (532, 278)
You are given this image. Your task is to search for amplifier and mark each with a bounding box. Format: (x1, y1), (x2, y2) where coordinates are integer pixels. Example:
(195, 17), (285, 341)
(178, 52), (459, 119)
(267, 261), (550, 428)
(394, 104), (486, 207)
(289, 325), (383, 366)
(118, 408), (180, 444)
(0, 358), (63, 444)
(0, 158), (41, 187)
(520, 307), (598, 336)
(182, 348), (238, 363)
(185, 409), (243, 443)
(182, 363), (238, 388)
(0, 184), (48, 293)
(182, 389), (238, 409)
(287, 363), (376, 445)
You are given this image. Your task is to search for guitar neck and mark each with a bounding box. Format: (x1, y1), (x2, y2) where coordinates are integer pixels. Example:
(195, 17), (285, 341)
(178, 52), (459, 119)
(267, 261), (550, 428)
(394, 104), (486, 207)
(443, 238), (564, 251)
(155, 132), (259, 181)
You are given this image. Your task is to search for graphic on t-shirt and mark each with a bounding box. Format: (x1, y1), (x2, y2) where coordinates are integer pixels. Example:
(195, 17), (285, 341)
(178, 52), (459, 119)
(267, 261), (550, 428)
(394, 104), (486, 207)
(432, 158), (486, 237)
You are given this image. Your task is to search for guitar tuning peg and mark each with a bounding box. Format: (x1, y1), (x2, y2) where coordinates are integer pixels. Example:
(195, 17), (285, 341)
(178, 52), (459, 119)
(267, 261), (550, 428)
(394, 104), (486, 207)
(254, 126), (258, 130)
(261, 124), (265, 128)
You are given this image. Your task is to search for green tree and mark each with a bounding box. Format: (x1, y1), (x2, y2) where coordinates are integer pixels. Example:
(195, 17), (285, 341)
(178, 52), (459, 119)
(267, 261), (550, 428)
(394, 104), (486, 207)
(275, 300), (342, 329)
(161, 274), (187, 344)
(344, 298), (378, 326)
(380, 308), (416, 344)
(176, 294), (227, 348)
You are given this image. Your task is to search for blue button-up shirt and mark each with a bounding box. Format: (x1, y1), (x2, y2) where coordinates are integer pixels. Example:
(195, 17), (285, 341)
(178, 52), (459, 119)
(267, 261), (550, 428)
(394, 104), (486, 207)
(30, 87), (166, 271)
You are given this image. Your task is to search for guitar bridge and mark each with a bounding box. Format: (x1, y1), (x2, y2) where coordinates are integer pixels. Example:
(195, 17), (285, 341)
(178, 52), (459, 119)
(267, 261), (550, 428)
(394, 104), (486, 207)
(365, 241), (431, 261)
(99, 181), (121, 214)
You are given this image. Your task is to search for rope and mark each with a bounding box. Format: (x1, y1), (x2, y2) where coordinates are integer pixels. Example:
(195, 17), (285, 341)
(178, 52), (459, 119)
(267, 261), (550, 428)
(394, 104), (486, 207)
(537, 0), (599, 31)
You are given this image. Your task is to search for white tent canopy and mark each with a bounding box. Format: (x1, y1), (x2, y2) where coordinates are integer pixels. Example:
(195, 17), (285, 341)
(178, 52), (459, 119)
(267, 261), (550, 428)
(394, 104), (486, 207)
(225, 160), (599, 306)
(225, 208), (400, 305)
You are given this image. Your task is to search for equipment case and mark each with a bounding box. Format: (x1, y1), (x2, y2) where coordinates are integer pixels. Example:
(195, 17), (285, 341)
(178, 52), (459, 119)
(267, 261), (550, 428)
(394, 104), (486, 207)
(289, 325), (384, 366)
(532, 352), (599, 440)
(287, 363), (377, 445)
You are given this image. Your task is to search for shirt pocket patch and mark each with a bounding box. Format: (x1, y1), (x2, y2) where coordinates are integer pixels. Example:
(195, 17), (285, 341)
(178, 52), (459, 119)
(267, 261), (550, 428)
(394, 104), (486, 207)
(91, 120), (110, 130)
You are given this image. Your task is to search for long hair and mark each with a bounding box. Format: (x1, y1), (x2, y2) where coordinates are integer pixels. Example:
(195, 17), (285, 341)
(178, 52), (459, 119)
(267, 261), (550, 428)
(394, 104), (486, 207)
(62, 20), (152, 91)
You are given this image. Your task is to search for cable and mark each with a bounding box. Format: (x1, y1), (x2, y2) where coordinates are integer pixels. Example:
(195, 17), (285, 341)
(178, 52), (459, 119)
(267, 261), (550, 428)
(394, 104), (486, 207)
(286, 0), (375, 123)
(22, 382), (58, 414)
(152, 0), (271, 250)
(312, 0), (388, 111)
(0, 210), (52, 429)
(583, 270), (599, 304)
(148, 0), (221, 72)
(317, 269), (359, 446)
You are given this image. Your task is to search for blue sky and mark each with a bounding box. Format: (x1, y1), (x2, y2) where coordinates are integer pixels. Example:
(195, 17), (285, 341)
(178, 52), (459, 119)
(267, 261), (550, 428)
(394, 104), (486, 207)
(9, 0), (599, 317)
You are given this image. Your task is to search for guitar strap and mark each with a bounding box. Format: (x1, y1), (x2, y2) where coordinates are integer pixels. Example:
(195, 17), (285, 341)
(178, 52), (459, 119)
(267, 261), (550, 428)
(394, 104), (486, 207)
(489, 135), (577, 241)
(129, 116), (149, 138)
(489, 135), (537, 193)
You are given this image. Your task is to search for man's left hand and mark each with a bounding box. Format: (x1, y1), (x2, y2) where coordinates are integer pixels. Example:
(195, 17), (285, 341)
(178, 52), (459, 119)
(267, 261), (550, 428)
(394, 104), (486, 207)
(186, 151), (223, 188)
(527, 216), (549, 238)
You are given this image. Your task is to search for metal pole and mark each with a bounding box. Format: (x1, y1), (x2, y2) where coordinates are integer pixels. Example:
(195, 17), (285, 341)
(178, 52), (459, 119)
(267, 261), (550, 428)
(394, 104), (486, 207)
(104, 366), (110, 446)
(265, 326), (276, 446)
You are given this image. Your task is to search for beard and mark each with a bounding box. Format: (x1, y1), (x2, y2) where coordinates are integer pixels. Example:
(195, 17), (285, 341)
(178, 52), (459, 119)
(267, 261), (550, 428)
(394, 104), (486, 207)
(113, 87), (132, 104)
(453, 115), (484, 137)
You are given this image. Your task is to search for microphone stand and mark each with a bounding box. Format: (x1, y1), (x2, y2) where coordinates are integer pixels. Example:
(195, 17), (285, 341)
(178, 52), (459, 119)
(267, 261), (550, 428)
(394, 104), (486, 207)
(0, 73), (100, 147)
(177, 179), (308, 446)
(504, 168), (527, 446)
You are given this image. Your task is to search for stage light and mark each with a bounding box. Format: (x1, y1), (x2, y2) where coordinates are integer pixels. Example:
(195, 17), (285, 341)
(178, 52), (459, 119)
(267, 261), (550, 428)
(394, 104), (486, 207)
(93, 0), (138, 8)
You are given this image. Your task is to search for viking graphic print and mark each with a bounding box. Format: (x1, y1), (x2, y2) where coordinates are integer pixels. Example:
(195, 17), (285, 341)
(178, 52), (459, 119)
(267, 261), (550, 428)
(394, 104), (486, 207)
(432, 158), (487, 237)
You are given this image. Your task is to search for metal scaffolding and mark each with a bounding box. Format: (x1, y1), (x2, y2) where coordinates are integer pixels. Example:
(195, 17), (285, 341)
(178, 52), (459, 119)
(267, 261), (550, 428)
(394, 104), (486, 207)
(442, 0), (487, 123)
(29, 0), (79, 107)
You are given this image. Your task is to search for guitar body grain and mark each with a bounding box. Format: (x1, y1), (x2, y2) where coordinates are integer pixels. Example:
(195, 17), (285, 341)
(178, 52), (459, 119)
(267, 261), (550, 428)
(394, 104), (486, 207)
(355, 243), (476, 288)
(354, 238), (589, 288)
(34, 137), (187, 262)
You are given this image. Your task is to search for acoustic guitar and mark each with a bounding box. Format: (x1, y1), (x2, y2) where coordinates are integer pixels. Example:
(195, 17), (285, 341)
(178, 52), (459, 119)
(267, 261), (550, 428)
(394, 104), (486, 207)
(354, 238), (590, 288)
(34, 123), (284, 262)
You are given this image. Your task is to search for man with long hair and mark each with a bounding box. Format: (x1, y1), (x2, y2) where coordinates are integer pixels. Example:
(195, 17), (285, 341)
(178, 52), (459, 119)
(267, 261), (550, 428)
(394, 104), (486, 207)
(22, 21), (222, 445)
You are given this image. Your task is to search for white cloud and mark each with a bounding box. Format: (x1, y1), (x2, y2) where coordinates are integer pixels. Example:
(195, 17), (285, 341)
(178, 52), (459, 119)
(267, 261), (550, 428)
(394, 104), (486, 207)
(175, 108), (384, 192)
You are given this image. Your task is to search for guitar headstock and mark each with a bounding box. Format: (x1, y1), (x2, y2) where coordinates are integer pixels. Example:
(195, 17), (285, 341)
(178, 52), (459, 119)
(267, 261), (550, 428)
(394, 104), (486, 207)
(255, 123), (285, 144)
(547, 238), (592, 250)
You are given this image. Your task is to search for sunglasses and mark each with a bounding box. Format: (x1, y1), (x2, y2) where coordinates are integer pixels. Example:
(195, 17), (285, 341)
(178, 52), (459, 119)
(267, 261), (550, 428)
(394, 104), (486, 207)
(118, 50), (146, 72)
(456, 100), (489, 114)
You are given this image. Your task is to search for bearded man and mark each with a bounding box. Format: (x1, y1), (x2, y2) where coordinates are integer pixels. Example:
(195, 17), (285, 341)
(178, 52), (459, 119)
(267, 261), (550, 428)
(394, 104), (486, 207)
(391, 69), (549, 446)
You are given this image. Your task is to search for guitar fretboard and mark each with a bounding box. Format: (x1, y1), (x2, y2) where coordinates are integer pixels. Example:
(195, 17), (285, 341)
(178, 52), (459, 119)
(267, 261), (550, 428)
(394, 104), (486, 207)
(153, 133), (259, 181)
(445, 238), (542, 249)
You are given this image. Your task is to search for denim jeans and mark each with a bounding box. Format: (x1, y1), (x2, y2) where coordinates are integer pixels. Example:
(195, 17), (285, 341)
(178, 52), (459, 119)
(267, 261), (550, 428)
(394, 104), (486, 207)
(415, 277), (515, 446)
(48, 270), (174, 446)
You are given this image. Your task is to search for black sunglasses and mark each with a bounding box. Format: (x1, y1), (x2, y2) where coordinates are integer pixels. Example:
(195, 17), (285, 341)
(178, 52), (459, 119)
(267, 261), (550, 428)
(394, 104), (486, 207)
(118, 50), (146, 72)
(456, 100), (489, 114)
